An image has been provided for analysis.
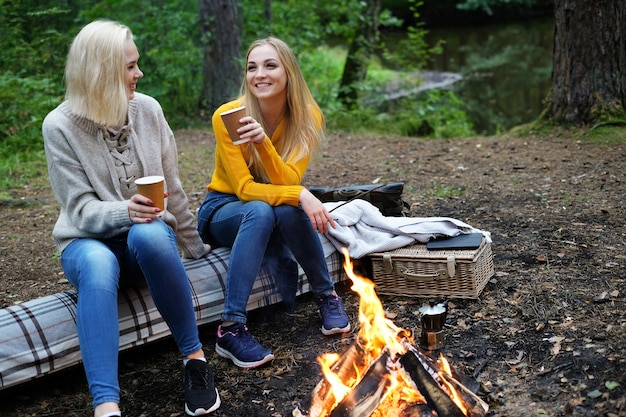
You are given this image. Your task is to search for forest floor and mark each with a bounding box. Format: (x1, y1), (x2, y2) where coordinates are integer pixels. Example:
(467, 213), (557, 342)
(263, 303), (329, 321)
(1, 128), (625, 417)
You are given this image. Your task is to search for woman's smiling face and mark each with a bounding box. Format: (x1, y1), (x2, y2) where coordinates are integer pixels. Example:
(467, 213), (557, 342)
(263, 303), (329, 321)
(125, 39), (143, 100)
(246, 44), (287, 101)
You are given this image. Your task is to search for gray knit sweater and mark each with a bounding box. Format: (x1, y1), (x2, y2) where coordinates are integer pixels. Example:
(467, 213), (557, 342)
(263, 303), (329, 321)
(42, 92), (206, 259)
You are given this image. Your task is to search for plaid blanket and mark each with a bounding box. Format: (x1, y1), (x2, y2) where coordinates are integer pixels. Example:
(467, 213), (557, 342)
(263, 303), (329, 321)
(0, 247), (345, 390)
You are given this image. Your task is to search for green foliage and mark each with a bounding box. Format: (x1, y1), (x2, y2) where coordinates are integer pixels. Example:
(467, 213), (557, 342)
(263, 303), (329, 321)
(79, 0), (203, 126)
(396, 89), (475, 138)
(297, 44), (474, 139)
(0, 2), (74, 190)
(381, 0), (442, 71)
(242, 0), (325, 52)
(0, 0), (480, 193)
(0, 1), (76, 78)
(299, 48), (345, 112)
(0, 72), (61, 189)
(326, 89), (475, 138)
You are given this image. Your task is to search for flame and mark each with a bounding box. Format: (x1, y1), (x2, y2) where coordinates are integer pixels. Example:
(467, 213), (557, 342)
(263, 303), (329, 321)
(315, 248), (468, 416)
(342, 248), (410, 356)
(439, 354), (469, 415)
(318, 352), (351, 401)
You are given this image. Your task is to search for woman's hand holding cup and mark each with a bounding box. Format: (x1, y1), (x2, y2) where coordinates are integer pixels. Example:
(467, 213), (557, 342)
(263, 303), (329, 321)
(132, 175), (166, 222)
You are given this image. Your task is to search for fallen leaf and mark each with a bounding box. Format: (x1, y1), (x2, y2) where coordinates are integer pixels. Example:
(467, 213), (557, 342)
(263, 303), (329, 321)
(547, 336), (564, 356)
(593, 292), (610, 302)
(587, 389), (602, 399)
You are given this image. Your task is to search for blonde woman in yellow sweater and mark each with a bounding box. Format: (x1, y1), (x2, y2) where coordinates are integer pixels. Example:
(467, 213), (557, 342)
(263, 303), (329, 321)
(198, 37), (351, 368)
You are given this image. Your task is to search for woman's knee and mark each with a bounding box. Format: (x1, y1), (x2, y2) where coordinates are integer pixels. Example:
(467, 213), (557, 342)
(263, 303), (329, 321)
(62, 240), (120, 291)
(273, 204), (306, 224)
(128, 220), (175, 246)
(243, 201), (275, 225)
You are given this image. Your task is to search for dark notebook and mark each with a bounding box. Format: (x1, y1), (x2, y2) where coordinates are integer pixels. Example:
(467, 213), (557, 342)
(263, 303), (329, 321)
(426, 232), (484, 250)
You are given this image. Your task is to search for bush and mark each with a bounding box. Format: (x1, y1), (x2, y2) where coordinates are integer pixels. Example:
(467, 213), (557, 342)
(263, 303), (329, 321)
(0, 73), (63, 189)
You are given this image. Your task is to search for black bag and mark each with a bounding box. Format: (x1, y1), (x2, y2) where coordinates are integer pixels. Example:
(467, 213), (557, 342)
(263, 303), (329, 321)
(309, 182), (409, 217)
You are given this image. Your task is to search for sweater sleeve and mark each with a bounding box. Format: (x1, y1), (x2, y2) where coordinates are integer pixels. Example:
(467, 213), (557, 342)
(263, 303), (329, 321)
(148, 99), (206, 259)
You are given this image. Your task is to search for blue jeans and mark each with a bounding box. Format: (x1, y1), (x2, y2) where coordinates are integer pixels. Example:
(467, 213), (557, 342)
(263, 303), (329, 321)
(198, 193), (335, 323)
(61, 220), (202, 408)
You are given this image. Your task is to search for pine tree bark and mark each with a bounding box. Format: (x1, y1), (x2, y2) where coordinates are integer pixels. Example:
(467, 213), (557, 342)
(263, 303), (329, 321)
(198, 0), (242, 114)
(549, 0), (626, 124)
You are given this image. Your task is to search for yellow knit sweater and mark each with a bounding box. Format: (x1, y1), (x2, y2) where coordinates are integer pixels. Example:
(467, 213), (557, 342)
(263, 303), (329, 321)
(208, 98), (322, 207)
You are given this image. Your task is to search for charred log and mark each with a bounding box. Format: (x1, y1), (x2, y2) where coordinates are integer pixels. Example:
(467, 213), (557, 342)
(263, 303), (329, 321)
(306, 337), (370, 416)
(329, 351), (393, 417)
(399, 350), (466, 417)
(439, 371), (489, 417)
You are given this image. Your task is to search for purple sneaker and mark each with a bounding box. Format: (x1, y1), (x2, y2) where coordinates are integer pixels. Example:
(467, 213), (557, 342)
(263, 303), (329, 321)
(215, 323), (274, 368)
(318, 294), (351, 336)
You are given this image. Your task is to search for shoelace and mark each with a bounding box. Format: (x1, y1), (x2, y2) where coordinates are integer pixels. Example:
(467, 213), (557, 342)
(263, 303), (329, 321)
(321, 296), (341, 312)
(232, 326), (263, 351)
(187, 364), (210, 390)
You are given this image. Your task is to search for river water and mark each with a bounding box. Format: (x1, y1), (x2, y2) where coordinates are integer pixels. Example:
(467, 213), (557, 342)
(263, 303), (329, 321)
(388, 17), (554, 135)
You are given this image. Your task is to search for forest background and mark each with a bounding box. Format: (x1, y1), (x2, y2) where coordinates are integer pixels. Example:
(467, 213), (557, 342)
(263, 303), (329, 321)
(0, 0), (601, 195)
(3, 0), (625, 199)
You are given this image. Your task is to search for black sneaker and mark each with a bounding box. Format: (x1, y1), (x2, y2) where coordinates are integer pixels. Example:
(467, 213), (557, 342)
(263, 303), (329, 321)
(215, 323), (275, 368)
(183, 359), (220, 416)
(318, 294), (351, 336)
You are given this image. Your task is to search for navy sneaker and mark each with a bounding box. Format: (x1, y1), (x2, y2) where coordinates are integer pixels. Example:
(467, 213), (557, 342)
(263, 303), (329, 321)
(183, 359), (220, 416)
(215, 323), (274, 368)
(318, 294), (351, 336)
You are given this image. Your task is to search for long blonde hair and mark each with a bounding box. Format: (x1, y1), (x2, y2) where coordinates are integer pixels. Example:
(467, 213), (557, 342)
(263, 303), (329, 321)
(242, 37), (325, 182)
(65, 20), (133, 127)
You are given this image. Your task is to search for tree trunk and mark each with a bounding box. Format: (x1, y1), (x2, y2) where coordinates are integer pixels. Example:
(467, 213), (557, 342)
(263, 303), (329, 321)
(549, 0), (626, 124)
(337, 0), (381, 109)
(198, 0), (242, 115)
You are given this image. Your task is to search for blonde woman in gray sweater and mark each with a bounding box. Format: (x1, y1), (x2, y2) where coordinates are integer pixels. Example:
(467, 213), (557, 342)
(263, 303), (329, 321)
(42, 20), (219, 417)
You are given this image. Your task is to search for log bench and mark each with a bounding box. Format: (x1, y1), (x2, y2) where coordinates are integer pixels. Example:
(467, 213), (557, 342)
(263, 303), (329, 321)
(0, 246), (345, 390)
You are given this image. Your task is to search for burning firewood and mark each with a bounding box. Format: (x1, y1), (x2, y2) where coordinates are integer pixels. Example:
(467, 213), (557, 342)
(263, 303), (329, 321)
(329, 350), (394, 417)
(304, 337), (370, 416)
(438, 368), (489, 417)
(294, 249), (489, 417)
(399, 348), (467, 417)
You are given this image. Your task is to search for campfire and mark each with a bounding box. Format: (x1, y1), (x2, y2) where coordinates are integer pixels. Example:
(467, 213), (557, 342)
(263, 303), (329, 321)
(294, 248), (489, 417)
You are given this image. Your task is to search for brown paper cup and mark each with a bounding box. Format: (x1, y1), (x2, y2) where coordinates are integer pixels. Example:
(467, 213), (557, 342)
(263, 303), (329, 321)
(220, 106), (249, 145)
(135, 175), (165, 211)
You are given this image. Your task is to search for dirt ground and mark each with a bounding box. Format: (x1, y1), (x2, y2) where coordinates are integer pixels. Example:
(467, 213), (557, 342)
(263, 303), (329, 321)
(1, 129), (625, 417)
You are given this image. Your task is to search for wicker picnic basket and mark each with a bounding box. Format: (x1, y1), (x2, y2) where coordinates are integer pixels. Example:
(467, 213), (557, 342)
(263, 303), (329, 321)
(367, 238), (494, 299)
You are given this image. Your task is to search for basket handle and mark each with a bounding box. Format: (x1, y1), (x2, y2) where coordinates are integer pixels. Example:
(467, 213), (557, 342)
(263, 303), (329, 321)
(383, 254), (456, 281)
(398, 268), (448, 281)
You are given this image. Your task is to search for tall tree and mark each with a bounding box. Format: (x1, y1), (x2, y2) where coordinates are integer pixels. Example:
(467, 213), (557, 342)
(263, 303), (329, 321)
(337, 0), (381, 109)
(549, 0), (626, 124)
(199, 0), (242, 113)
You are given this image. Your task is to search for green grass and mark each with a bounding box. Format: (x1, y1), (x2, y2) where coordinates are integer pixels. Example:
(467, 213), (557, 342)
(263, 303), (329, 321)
(511, 119), (626, 145)
(424, 186), (466, 198)
(0, 150), (50, 192)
